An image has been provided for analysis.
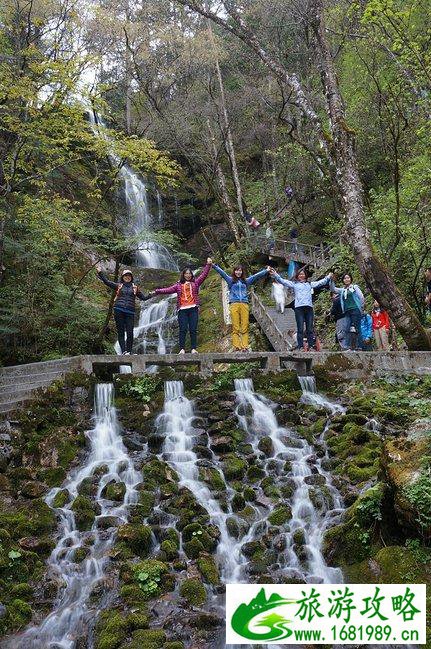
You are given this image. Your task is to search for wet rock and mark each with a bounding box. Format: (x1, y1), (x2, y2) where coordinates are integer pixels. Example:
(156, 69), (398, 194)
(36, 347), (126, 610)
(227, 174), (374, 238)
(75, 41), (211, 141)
(0, 444), (12, 472)
(71, 386), (88, 406)
(179, 578), (206, 606)
(102, 480), (126, 501)
(197, 553), (220, 585)
(231, 493), (246, 512)
(192, 444), (212, 459)
(241, 539), (265, 557)
(222, 454), (247, 480)
(77, 476), (97, 497)
(198, 466), (225, 491)
(281, 436), (303, 448)
(52, 488), (70, 508)
(245, 465), (265, 482)
(191, 612), (223, 628)
(268, 505), (292, 526)
(304, 474), (326, 486)
(71, 495), (101, 531)
(258, 436), (274, 456)
(210, 435), (233, 453)
(273, 534), (287, 552)
(20, 480), (47, 498)
(124, 435), (144, 451)
(293, 528), (306, 545)
(97, 515), (123, 530)
(117, 523), (152, 556)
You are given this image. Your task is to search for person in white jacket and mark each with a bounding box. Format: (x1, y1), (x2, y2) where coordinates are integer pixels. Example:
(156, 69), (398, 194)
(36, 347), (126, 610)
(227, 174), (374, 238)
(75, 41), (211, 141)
(269, 267), (332, 350)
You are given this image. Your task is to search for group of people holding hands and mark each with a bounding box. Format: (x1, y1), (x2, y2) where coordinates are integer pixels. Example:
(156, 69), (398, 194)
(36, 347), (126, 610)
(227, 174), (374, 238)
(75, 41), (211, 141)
(97, 258), (392, 355)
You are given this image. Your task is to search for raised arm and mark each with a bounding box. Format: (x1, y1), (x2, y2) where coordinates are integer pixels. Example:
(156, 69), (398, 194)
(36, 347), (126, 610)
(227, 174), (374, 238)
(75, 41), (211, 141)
(310, 274), (331, 289)
(97, 271), (119, 291)
(136, 289), (150, 301)
(195, 260), (212, 287)
(154, 283), (178, 295)
(271, 272), (294, 289)
(329, 279), (342, 294)
(213, 264), (232, 285)
(246, 268), (269, 286)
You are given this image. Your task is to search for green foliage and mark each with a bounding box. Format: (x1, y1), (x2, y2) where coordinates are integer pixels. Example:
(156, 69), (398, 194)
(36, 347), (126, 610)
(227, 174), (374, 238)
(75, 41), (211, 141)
(117, 376), (161, 403)
(133, 560), (167, 599)
(210, 363), (259, 391)
(404, 472), (431, 535)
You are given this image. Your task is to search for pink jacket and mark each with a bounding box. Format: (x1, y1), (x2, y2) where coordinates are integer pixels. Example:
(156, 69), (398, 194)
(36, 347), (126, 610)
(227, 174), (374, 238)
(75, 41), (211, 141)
(154, 263), (211, 310)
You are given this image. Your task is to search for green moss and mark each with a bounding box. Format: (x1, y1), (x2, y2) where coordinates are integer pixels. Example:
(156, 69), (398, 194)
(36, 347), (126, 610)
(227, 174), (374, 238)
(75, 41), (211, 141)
(120, 584), (148, 606)
(268, 505), (292, 526)
(71, 495), (98, 531)
(164, 643), (185, 649)
(104, 482), (126, 501)
(246, 465), (265, 482)
(179, 578), (207, 606)
(73, 547), (89, 563)
(199, 467), (225, 491)
(10, 583), (33, 599)
(0, 599), (32, 634)
(0, 499), (56, 540)
(94, 609), (127, 649)
(197, 554), (220, 585)
(137, 490), (155, 516)
(222, 455), (247, 480)
(125, 629), (166, 649)
(52, 488), (70, 508)
(116, 524), (152, 557)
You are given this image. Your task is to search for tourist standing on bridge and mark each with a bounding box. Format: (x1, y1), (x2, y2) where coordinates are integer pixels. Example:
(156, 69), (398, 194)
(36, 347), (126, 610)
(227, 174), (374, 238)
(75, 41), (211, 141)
(329, 274), (365, 350)
(96, 268), (150, 355)
(213, 263), (269, 351)
(150, 259), (212, 354)
(269, 267), (332, 351)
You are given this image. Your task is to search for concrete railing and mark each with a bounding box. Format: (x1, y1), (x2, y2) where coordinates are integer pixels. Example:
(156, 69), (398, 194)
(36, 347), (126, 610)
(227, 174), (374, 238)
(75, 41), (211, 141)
(250, 291), (295, 351)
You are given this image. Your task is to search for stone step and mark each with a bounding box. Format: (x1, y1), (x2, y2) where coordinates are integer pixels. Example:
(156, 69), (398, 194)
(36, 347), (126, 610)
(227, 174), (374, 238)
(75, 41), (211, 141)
(0, 388), (44, 406)
(0, 358), (75, 378)
(0, 397), (33, 414)
(0, 384), (49, 400)
(0, 371), (65, 388)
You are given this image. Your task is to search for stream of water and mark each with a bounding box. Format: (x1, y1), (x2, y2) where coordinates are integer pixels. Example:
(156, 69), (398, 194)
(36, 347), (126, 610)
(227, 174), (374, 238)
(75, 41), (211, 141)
(7, 384), (141, 649)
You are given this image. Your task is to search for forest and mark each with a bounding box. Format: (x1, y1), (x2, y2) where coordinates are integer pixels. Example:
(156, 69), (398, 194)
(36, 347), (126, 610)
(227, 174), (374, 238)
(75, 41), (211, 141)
(0, 2), (430, 649)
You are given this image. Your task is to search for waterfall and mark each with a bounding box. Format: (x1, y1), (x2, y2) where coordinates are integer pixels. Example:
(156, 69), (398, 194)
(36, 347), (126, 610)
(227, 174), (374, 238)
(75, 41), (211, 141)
(8, 384), (142, 649)
(298, 374), (345, 414)
(88, 110), (177, 272)
(157, 381), (243, 582)
(234, 378), (344, 584)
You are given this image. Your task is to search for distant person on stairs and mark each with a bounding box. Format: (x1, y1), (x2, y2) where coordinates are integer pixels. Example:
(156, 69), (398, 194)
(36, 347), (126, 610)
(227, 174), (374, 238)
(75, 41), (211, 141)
(269, 266), (332, 351)
(213, 263), (269, 351)
(96, 268), (150, 355)
(150, 259), (212, 354)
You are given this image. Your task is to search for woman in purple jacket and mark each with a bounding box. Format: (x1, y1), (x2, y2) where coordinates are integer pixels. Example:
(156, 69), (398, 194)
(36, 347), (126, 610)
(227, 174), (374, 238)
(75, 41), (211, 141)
(150, 259), (212, 354)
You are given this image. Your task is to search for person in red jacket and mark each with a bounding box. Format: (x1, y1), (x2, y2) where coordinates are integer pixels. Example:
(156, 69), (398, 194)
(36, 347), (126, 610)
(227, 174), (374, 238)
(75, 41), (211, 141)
(371, 300), (391, 351)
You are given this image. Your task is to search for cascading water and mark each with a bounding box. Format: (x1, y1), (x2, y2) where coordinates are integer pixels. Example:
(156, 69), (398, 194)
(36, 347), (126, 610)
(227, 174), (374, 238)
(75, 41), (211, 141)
(7, 384), (142, 649)
(234, 378), (344, 584)
(158, 378), (348, 648)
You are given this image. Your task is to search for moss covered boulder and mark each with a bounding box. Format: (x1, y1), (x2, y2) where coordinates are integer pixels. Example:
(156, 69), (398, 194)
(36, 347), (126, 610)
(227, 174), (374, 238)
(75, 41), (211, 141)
(179, 578), (207, 607)
(71, 495), (100, 531)
(116, 524), (152, 557)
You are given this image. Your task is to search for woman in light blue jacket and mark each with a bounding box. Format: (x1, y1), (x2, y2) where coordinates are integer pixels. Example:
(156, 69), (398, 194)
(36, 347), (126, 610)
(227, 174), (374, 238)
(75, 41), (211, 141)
(213, 264), (268, 350)
(269, 267), (332, 350)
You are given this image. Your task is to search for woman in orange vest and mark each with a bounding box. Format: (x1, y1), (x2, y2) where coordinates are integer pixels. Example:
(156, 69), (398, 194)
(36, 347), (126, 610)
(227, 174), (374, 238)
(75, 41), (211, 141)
(97, 268), (149, 355)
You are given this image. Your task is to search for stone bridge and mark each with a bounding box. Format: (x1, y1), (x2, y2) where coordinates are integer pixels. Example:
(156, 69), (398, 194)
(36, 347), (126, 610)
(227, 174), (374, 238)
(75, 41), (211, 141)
(1, 351), (430, 415)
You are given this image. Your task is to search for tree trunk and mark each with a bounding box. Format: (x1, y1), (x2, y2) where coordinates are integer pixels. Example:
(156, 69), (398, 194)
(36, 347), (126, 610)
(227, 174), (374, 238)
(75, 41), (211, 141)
(311, 0), (431, 350)
(207, 119), (241, 246)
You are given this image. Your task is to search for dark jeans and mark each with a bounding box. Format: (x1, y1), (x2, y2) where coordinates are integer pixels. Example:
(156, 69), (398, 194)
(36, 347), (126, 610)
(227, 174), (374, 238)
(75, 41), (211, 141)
(178, 306), (199, 350)
(114, 310), (134, 353)
(345, 308), (362, 349)
(294, 305), (314, 350)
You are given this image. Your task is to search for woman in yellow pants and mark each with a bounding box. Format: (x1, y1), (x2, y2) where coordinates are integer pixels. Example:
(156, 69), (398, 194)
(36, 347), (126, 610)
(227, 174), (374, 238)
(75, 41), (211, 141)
(213, 264), (269, 350)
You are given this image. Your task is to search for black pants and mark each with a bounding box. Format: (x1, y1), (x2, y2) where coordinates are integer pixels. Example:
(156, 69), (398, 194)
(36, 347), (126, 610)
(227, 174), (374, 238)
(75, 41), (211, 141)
(178, 306), (199, 350)
(114, 310), (134, 353)
(294, 305), (314, 350)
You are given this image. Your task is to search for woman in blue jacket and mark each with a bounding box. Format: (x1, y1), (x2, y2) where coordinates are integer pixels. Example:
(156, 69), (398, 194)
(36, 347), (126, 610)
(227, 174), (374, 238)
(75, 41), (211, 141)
(269, 267), (332, 350)
(213, 264), (268, 350)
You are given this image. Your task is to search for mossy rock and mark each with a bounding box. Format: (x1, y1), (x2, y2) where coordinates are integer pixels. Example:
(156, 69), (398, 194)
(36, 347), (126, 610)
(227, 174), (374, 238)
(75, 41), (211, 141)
(10, 583), (33, 600)
(94, 609), (127, 649)
(103, 481), (126, 502)
(71, 495), (100, 531)
(222, 455), (247, 480)
(197, 554), (220, 585)
(137, 489), (155, 516)
(120, 584), (148, 607)
(117, 524), (152, 557)
(198, 466), (225, 492)
(52, 488), (70, 508)
(246, 465), (265, 482)
(257, 436), (274, 456)
(268, 505), (292, 526)
(243, 486), (256, 502)
(160, 539), (178, 560)
(73, 547), (90, 563)
(179, 578), (207, 607)
(164, 642), (185, 649)
(0, 598), (32, 635)
(126, 629), (166, 649)
(0, 499), (56, 540)
(232, 492), (246, 512)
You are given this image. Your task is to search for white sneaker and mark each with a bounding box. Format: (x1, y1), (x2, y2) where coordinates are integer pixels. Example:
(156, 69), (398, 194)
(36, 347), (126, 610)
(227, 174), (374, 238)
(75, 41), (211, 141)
(191, 349), (198, 354)
(179, 349), (185, 354)
(122, 351), (131, 356)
